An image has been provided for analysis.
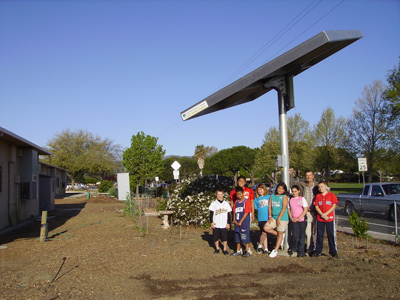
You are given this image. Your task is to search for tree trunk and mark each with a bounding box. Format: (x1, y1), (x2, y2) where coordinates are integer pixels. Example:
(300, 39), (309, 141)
(136, 182), (140, 199)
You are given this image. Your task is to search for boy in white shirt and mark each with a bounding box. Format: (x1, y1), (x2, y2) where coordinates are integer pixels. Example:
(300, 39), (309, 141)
(209, 189), (232, 255)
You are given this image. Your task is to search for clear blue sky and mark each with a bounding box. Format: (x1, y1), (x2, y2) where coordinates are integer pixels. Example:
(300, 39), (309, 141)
(1, 0), (399, 157)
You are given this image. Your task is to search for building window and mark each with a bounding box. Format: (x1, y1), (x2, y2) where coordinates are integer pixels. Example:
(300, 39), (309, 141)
(20, 182), (30, 200)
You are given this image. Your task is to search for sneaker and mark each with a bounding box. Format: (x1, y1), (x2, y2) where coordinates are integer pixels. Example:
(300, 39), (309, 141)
(242, 251), (251, 257)
(269, 250), (278, 258)
(257, 247), (263, 254)
(213, 249), (220, 254)
(223, 250), (229, 255)
(287, 249), (293, 256)
(263, 249), (270, 255)
(331, 253), (339, 259)
(231, 251), (242, 256)
(297, 253), (306, 258)
(311, 252), (321, 257)
(247, 248), (253, 255)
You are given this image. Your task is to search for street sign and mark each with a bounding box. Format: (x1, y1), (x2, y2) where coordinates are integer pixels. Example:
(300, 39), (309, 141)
(173, 170), (180, 180)
(171, 161), (181, 170)
(358, 157), (368, 172)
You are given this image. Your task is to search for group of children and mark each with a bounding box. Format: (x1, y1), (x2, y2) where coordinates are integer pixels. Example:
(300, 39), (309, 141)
(209, 176), (339, 258)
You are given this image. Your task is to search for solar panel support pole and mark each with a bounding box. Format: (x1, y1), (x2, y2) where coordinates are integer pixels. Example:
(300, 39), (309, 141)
(264, 76), (293, 189)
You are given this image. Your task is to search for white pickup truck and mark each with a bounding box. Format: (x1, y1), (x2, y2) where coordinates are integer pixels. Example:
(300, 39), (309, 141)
(338, 182), (400, 221)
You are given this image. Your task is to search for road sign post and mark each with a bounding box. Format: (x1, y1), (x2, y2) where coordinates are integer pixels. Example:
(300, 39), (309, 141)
(358, 157), (368, 185)
(171, 161), (181, 182)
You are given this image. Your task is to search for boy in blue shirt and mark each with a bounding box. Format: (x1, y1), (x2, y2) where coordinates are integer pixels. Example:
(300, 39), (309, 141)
(231, 187), (252, 257)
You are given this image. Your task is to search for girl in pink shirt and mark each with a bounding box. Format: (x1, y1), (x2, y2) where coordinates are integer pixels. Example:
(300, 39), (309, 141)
(288, 185), (308, 257)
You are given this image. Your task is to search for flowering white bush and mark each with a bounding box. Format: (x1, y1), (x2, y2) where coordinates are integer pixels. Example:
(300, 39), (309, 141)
(166, 175), (233, 227)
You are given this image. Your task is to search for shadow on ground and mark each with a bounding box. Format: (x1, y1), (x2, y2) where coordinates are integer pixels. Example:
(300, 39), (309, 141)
(0, 199), (86, 244)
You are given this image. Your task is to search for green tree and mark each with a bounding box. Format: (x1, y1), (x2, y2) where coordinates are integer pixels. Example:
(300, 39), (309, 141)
(204, 146), (256, 184)
(287, 113), (315, 175)
(122, 132), (165, 197)
(383, 61), (400, 166)
(347, 81), (396, 182)
(313, 107), (347, 181)
(255, 127), (280, 182)
(255, 114), (314, 182)
(383, 60), (400, 120)
(45, 129), (121, 188)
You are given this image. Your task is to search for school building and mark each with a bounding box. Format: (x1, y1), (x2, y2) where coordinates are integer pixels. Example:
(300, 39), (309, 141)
(0, 127), (67, 231)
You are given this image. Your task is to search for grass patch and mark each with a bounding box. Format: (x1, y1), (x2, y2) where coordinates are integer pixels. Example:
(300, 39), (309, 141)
(329, 183), (364, 196)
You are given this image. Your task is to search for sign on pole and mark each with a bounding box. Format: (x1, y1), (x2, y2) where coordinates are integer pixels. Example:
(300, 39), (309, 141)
(358, 158), (368, 172)
(171, 161), (181, 170)
(171, 161), (181, 181)
(358, 157), (367, 186)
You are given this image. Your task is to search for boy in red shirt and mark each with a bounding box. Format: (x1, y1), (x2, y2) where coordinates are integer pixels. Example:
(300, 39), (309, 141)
(312, 181), (339, 258)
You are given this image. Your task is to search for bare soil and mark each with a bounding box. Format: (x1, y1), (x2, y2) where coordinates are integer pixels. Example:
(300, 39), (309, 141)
(1, 195), (400, 300)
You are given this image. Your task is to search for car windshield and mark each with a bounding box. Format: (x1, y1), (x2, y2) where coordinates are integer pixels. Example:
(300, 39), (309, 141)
(382, 184), (400, 195)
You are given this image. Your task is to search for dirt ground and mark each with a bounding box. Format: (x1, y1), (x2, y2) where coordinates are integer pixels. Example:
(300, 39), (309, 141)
(1, 195), (400, 300)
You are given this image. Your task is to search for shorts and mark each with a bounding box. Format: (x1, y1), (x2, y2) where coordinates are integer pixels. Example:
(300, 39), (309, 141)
(234, 228), (251, 244)
(265, 218), (289, 232)
(213, 228), (228, 242)
(258, 221), (268, 233)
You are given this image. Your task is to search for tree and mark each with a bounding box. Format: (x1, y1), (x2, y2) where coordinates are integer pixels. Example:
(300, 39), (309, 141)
(45, 129), (121, 188)
(287, 113), (315, 175)
(383, 60), (400, 120)
(255, 127), (280, 182)
(122, 132), (165, 197)
(193, 145), (218, 175)
(383, 61), (400, 158)
(255, 114), (314, 182)
(313, 107), (347, 181)
(204, 146), (256, 184)
(346, 80), (396, 182)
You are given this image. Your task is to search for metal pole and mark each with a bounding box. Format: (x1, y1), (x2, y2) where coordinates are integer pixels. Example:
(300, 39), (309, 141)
(395, 201), (398, 244)
(277, 88), (290, 251)
(278, 89), (290, 188)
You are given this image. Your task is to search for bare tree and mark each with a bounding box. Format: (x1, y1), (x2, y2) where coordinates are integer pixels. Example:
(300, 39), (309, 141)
(347, 80), (395, 182)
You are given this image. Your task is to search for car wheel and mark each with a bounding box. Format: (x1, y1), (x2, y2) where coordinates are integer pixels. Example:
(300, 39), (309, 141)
(344, 202), (355, 215)
(388, 204), (400, 222)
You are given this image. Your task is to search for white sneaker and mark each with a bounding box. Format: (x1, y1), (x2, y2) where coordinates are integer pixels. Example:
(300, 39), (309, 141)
(269, 250), (278, 258)
(247, 248), (253, 255)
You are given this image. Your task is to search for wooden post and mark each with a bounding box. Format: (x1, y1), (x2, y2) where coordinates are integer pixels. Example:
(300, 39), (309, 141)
(40, 211), (48, 242)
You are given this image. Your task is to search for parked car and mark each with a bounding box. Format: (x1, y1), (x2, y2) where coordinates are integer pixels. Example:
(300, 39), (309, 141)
(338, 182), (400, 221)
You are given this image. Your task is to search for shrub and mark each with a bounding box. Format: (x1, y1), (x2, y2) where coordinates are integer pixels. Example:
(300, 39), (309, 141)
(124, 193), (138, 217)
(166, 175), (233, 227)
(349, 211), (371, 239)
(107, 186), (117, 198)
(99, 180), (114, 193)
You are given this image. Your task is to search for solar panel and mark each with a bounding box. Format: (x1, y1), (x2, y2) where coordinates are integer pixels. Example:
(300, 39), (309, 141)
(181, 30), (363, 121)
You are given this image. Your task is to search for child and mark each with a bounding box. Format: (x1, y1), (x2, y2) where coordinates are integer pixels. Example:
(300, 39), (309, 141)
(263, 182), (289, 258)
(288, 185), (308, 257)
(254, 184), (270, 254)
(209, 189), (232, 255)
(231, 186), (252, 257)
(312, 181), (339, 258)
